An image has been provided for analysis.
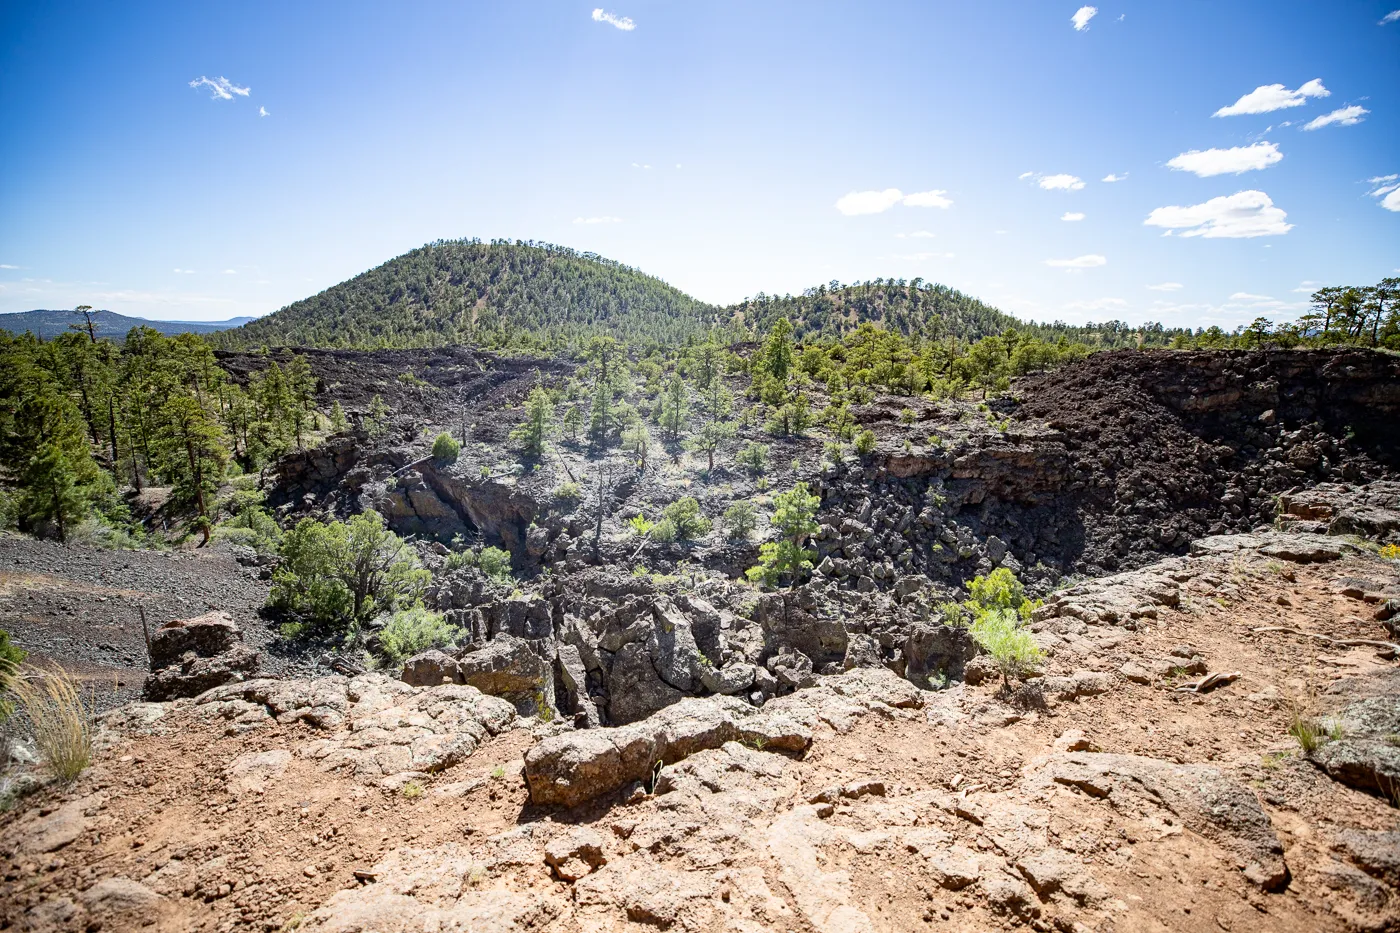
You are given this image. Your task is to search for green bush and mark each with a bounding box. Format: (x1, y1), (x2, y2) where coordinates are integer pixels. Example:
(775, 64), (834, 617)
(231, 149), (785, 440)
(628, 514), (655, 536)
(379, 603), (462, 666)
(853, 429), (877, 456)
(736, 442), (769, 475)
(432, 432), (461, 464)
(552, 481), (581, 501)
(0, 628), (25, 724)
(649, 517), (678, 543)
(271, 511), (429, 633)
(970, 608), (1043, 688)
(660, 497), (711, 541)
(214, 504), (282, 555)
(478, 546), (512, 581)
(722, 501), (759, 539)
(745, 482), (820, 587)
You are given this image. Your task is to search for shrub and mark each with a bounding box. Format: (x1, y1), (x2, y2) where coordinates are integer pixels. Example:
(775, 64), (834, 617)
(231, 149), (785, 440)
(823, 441), (844, 465)
(271, 511), (429, 632)
(552, 481), (581, 501)
(1380, 543), (1400, 561)
(628, 514), (655, 536)
(9, 666), (93, 782)
(379, 603), (462, 666)
(0, 629), (24, 727)
(649, 518), (678, 543)
(477, 546), (512, 581)
(899, 408), (916, 425)
(661, 497), (711, 541)
(443, 547), (476, 572)
(966, 567), (1029, 617)
(214, 504), (282, 555)
(736, 442), (769, 475)
(431, 432), (461, 464)
(970, 609), (1043, 689)
(722, 501), (759, 539)
(853, 429), (877, 456)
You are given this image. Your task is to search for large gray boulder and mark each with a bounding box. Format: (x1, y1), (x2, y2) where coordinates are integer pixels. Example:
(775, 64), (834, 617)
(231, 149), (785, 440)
(456, 636), (556, 718)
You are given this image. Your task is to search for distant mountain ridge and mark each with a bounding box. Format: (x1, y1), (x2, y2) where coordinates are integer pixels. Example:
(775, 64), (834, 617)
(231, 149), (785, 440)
(0, 309), (257, 340)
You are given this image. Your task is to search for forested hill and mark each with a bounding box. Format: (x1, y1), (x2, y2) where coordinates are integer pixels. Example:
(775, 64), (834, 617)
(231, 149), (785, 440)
(215, 239), (725, 352)
(0, 309), (255, 341)
(217, 238), (1187, 352)
(729, 281), (1021, 344)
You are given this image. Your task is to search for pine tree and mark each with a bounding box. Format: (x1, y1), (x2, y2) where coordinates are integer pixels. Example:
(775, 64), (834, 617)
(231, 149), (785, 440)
(657, 373), (688, 439)
(510, 386), (554, 456)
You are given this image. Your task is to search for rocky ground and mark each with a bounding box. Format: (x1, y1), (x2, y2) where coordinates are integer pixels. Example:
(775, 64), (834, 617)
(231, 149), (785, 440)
(2, 526), (1398, 932)
(2, 347), (1398, 932)
(0, 535), (279, 710)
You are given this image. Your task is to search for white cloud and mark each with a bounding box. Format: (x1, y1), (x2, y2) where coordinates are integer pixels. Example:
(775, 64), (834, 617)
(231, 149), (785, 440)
(902, 189), (953, 209)
(835, 188), (905, 215)
(1038, 173), (1085, 191)
(592, 8), (636, 30)
(1229, 292), (1274, 302)
(1213, 79), (1328, 117)
(1064, 297), (1127, 311)
(0, 264), (18, 270)
(222, 269), (237, 275)
(572, 216), (622, 224)
(1167, 141), (1283, 177)
(188, 76), (250, 100)
(1061, 212), (1085, 222)
(631, 162), (652, 169)
(1044, 254), (1107, 269)
(1018, 171), (1034, 180)
(1101, 172), (1127, 182)
(1369, 174), (1399, 185)
(1147, 282), (1183, 291)
(1071, 6), (1097, 31)
(891, 252), (955, 261)
(1143, 190), (1292, 238)
(1381, 189), (1400, 212)
(895, 231), (937, 239)
(834, 188), (953, 215)
(1380, 9), (1400, 24)
(1303, 105), (1369, 130)
(173, 268), (196, 274)
(258, 106), (269, 117)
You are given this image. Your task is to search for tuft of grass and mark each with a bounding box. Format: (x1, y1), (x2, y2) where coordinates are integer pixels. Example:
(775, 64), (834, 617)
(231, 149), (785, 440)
(10, 667), (94, 783)
(490, 764), (506, 780)
(1288, 709), (1324, 755)
(401, 781), (423, 798)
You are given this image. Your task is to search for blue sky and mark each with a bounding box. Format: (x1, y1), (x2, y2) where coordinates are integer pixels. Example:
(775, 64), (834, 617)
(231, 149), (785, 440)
(1, 2), (1397, 328)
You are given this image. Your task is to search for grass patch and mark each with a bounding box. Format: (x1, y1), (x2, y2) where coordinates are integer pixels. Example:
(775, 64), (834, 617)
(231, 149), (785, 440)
(10, 666), (93, 783)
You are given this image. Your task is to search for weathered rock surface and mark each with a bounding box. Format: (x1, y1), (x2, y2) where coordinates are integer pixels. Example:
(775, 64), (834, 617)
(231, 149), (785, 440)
(143, 611), (260, 701)
(1028, 751), (1289, 891)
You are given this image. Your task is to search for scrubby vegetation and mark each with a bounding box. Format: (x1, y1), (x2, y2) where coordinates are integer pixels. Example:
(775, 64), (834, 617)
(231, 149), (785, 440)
(378, 603), (462, 666)
(8, 667), (93, 783)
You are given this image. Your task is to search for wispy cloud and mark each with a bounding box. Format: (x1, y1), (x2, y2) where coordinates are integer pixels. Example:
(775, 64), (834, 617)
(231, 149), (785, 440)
(1147, 282), (1183, 291)
(902, 189), (953, 209)
(1044, 254), (1107, 269)
(890, 251), (955, 261)
(188, 76), (250, 100)
(222, 269), (237, 275)
(1167, 141), (1282, 177)
(1380, 9), (1400, 24)
(1213, 79), (1327, 117)
(1229, 292), (1274, 302)
(1061, 212), (1085, 222)
(572, 216), (622, 225)
(1071, 6), (1097, 31)
(834, 188), (953, 215)
(0, 264), (19, 270)
(895, 231), (937, 239)
(1303, 105), (1369, 130)
(1038, 174), (1085, 191)
(1064, 297), (1127, 311)
(258, 106), (269, 118)
(592, 8), (636, 30)
(1144, 190), (1292, 238)
(173, 268), (197, 274)
(1101, 172), (1127, 183)
(1017, 171), (1034, 180)
(1368, 174), (1400, 212)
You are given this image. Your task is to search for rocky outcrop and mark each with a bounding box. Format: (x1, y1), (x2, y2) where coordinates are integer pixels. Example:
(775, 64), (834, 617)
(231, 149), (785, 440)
(1027, 751), (1289, 891)
(143, 611), (260, 701)
(1312, 670), (1400, 800)
(196, 674), (518, 784)
(524, 667), (922, 808)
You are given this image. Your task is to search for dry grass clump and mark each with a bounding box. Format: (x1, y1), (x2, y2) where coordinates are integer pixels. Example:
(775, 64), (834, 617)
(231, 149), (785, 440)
(9, 666), (94, 783)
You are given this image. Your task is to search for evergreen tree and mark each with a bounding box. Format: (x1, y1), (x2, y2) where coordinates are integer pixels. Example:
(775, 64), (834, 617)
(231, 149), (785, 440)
(510, 386), (554, 455)
(657, 373), (688, 439)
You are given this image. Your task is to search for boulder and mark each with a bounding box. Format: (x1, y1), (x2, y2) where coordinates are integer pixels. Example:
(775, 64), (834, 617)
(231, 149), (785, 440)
(1312, 680), (1400, 800)
(456, 636), (555, 718)
(902, 623), (976, 687)
(524, 695), (811, 808)
(401, 649), (461, 688)
(543, 827), (607, 882)
(143, 611), (259, 701)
